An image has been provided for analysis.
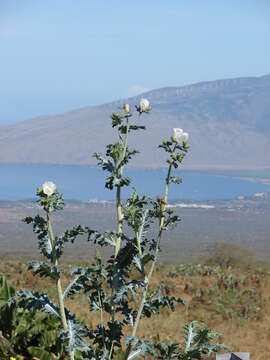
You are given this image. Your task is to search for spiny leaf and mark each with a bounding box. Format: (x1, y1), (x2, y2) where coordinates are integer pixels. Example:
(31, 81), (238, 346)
(111, 112), (124, 127)
(169, 176), (182, 184)
(63, 274), (89, 299)
(93, 152), (115, 173)
(60, 318), (90, 353)
(23, 215), (53, 259)
(184, 321), (197, 353)
(53, 225), (86, 259)
(86, 229), (117, 247)
(137, 209), (150, 247)
(28, 261), (61, 280)
(36, 189), (65, 213)
(114, 280), (146, 304)
(126, 337), (157, 359)
(142, 285), (185, 318)
(12, 290), (60, 319)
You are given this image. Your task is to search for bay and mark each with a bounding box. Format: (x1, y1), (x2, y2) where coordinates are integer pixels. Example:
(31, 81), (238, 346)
(0, 164), (269, 201)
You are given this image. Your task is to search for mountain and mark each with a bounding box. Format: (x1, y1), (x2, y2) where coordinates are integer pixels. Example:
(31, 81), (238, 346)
(1, 74), (270, 170)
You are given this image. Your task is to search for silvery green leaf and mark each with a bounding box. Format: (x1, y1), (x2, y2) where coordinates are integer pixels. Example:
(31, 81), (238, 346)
(182, 321), (229, 358)
(63, 275), (87, 299)
(60, 318), (90, 353)
(111, 112), (124, 127)
(39, 234), (53, 259)
(28, 260), (61, 280)
(93, 152), (115, 173)
(36, 189), (65, 212)
(142, 285), (184, 317)
(128, 124), (145, 131)
(125, 337), (157, 359)
(103, 232), (117, 246)
(89, 299), (101, 312)
(114, 280), (145, 303)
(13, 290), (60, 318)
(53, 225), (87, 259)
(138, 209), (150, 238)
(184, 321), (197, 353)
(86, 228), (117, 248)
(158, 140), (173, 153)
(128, 349), (143, 360)
(132, 255), (142, 272)
(23, 215), (53, 259)
(125, 336), (139, 347)
(119, 148), (139, 167)
(169, 176), (182, 184)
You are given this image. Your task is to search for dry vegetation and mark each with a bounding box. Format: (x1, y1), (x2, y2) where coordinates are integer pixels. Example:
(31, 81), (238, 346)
(1, 244), (270, 359)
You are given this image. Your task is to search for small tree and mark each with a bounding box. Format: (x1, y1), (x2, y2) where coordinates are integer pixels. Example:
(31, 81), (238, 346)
(7, 100), (227, 359)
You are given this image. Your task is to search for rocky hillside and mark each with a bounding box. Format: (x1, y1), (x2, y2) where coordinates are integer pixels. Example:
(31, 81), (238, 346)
(1, 74), (270, 169)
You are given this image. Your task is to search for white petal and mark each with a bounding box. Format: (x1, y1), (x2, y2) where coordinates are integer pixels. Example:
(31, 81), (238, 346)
(182, 132), (189, 142)
(42, 181), (57, 196)
(139, 98), (150, 112)
(173, 128), (184, 143)
(173, 128), (183, 137)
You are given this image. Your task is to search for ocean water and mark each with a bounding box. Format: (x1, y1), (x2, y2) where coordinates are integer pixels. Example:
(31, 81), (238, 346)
(0, 164), (269, 202)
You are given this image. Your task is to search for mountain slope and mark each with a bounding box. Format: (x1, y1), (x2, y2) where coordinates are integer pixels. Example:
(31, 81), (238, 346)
(1, 74), (270, 169)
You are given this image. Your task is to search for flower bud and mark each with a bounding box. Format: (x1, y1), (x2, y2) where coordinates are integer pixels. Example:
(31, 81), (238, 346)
(157, 196), (167, 206)
(123, 103), (130, 114)
(138, 98), (151, 113)
(42, 181), (56, 196)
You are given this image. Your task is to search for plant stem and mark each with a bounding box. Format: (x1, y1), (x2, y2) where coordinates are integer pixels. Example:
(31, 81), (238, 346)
(115, 118), (129, 257)
(109, 117), (131, 359)
(115, 184), (122, 257)
(123, 163), (172, 360)
(135, 231), (142, 257)
(109, 340), (115, 360)
(98, 290), (106, 351)
(47, 212), (74, 360)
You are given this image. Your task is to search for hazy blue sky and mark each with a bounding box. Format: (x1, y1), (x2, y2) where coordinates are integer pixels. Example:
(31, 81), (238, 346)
(0, 0), (269, 124)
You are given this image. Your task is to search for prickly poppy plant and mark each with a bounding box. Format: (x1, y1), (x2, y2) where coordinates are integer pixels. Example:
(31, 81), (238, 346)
(8, 101), (227, 359)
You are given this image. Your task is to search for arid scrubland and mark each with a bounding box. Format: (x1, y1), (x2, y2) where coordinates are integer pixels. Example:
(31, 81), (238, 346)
(1, 247), (270, 359)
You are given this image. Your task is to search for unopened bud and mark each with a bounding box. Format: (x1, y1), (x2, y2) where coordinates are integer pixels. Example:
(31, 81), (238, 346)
(123, 103), (130, 114)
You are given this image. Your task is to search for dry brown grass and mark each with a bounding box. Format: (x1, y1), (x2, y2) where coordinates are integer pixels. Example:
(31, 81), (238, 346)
(1, 258), (270, 360)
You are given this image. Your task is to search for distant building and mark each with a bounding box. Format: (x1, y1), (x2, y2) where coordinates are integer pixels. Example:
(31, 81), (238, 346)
(254, 192), (265, 198)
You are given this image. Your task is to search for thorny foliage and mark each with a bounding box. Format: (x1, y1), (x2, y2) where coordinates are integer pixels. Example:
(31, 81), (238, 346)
(4, 105), (227, 359)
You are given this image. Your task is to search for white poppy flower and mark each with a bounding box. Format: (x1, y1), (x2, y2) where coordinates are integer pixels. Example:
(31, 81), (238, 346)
(173, 128), (183, 143)
(172, 128), (189, 144)
(182, 132), (189, 142)
(42, 181), (57, 196)
(139, 98), (151, 113)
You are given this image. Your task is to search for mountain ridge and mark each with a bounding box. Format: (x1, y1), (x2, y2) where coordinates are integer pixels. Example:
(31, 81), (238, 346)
(1, 74), (270, 170)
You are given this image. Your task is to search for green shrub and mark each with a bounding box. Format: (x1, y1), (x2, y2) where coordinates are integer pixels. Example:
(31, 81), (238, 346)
(0, 275), (64, 359)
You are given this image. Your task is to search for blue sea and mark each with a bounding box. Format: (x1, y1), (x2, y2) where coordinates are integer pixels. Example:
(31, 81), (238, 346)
(0, 164), (269, 202)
